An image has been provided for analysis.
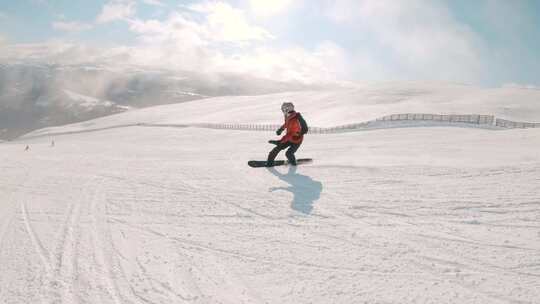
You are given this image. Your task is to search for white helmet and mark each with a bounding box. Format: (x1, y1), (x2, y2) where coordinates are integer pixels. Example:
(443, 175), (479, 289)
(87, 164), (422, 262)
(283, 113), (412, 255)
(281, 102), (295, 114)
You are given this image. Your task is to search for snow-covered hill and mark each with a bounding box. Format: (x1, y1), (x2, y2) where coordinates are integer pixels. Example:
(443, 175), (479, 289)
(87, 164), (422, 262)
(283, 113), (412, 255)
(25, 82), (540, 137)
(1, 85), (540, 303)
(0, 63), (325, 140)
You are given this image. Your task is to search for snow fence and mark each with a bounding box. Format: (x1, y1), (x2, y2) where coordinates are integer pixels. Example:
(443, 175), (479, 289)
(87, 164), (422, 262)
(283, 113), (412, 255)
(192, 114), (498, 134)
(495, 118), (540, 129)
(375, 113), (494, 125)
(20, 113), (540, 140)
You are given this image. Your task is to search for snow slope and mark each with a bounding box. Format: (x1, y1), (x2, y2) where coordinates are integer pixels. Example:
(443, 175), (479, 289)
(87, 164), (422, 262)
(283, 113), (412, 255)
(2, 84), (540, 303)
(23, 82), (540, 137)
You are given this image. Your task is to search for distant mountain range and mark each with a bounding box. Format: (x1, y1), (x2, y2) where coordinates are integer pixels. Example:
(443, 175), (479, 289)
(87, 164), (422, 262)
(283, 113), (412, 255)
(0, 63), (322, 139)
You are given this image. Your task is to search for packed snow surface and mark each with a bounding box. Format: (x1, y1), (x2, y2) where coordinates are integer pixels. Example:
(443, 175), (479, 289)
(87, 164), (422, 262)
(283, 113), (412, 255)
(2, 84), (540, 303)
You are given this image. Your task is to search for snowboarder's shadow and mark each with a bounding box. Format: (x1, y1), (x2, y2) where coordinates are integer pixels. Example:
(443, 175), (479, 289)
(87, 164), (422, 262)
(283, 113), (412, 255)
(267, 166), (322, 215)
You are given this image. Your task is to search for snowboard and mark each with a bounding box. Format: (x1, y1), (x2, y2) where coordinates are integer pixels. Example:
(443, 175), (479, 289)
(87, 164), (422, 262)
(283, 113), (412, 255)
(248, 158), (313, 168)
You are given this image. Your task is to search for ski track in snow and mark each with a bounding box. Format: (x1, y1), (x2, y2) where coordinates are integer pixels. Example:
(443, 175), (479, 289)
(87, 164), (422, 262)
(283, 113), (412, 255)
(1, 125), (540, 303)
(0, 161), (30, 260)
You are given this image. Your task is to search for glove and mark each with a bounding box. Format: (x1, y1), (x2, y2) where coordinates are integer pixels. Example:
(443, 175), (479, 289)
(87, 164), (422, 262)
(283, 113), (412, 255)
(276, 127), (284, 136)
(268, 140), (280, 145)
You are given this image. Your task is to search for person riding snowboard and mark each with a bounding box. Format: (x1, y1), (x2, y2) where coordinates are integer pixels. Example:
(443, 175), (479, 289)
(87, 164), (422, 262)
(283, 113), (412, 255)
(267, 102), (308, 166)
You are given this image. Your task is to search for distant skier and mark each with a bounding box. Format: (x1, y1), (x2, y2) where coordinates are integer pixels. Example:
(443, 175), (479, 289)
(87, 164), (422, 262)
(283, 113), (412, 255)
(24, 145), (30, 151)
(267, 102), (308, 166)
(51, 140), (55, 147)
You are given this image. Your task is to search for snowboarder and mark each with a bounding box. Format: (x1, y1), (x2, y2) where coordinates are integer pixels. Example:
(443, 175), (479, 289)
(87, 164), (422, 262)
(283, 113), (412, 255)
(267, 102), (308, 166)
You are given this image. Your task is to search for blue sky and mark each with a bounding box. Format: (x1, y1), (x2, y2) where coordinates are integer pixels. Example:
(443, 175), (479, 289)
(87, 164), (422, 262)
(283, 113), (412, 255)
(1, 0), (539, 87)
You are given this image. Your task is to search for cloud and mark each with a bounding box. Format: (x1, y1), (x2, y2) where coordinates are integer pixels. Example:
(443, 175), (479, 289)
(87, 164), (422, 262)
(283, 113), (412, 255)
(141, 0), (165, 6)
(325, 0), (486, 83)
(211, 41), (350, 83)
(129, 2), (274, 44)
(0, 42), (127, 65)
(52, 21), (94, 32)
(188, 1), (274, 42)
(0, 11), (8, 20)
(248, 0), (299, 17)
(126, 14), (213, 71)
(122, 2), (349, 83)
(0, 1), (352, 85)
(96, 0), (136, 24)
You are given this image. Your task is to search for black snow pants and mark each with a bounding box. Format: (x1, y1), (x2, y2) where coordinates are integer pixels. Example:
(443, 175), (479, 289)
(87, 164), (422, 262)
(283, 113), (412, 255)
(267, 141), (301, 165)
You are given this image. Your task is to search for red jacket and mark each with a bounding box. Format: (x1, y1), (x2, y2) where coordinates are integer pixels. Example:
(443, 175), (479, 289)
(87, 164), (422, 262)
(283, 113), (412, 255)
(280, 111), (303, 144)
